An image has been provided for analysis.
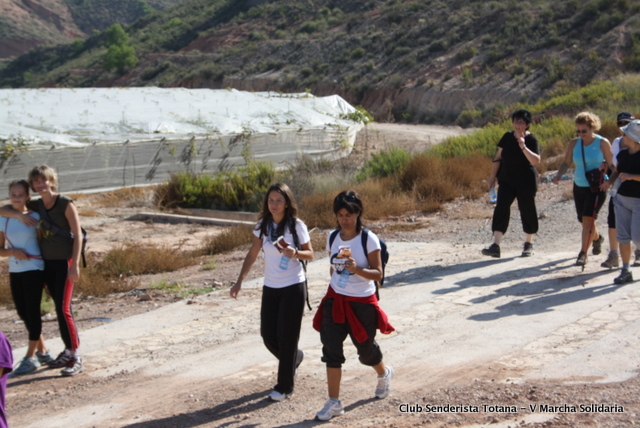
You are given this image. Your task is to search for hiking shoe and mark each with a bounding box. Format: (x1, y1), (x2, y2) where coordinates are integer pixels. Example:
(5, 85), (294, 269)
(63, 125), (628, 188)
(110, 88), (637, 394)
(36, 351), (53, 366)
(47, 350), (73, 368)
(11, 357), (39, 377)
(576, 251), (587, 266)
(592, 235), (604, 255)
(375, 365), (394, 399)
(634, 249), (640, 267)
(614, 269), (634, 285)
(600, 252), (620, 269)
(315, 398), (344, 421)
(481, 243), (500, 258)
(268, 390), (293, 402)
(60, 355), (84, 377)
(521, 242), (534, 257)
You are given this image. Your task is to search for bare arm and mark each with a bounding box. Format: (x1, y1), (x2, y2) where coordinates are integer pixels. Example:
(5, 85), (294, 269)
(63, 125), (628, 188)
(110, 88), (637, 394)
(553, 139), (577, 184)
(230, 235), (263, 299)
(0, 231), (28, 260)
(0, 205), (38, 227)
(344, 248), (383, 282)
(519, 132), (541, 166)
(488, 148), (502, 188)
(65, 202), (83, 283)
(599, 138), (615, 191)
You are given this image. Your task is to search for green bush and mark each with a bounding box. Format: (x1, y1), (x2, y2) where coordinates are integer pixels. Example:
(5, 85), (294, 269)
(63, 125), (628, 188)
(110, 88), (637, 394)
(155, 160), (275, 211)
(355, 148), (412, 182)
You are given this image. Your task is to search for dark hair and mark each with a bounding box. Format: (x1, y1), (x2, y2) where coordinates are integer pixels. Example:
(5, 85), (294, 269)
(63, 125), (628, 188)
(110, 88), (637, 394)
(9, 179), (30, 197)
(257, 183), (299, 238)
(333, 190), (363, 233)
(512, 109), (532, 129)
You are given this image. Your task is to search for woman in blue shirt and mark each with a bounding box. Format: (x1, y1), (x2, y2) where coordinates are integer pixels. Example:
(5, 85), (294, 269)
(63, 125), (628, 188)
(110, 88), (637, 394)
(553, 112), (614, 266)
(0, 180), (53, 376)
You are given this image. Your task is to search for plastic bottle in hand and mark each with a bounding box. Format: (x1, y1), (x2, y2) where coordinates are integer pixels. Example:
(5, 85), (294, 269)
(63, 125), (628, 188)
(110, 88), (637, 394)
(489, 185), (497, 203)
(274, 236), (290, 270)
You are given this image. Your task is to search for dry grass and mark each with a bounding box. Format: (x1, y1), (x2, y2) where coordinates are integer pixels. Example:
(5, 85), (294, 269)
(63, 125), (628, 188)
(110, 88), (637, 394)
(196, 225), (255, 256)
(91, 186), (156, 209)
(309, 228), (329, 255)
(400, 154), (490, 212)
(0, 263), (10, 305)
(299, 178), (414, 229)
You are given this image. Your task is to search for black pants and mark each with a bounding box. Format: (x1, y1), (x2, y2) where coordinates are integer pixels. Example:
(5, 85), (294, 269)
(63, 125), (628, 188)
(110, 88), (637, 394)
(320, 298), (383, 369)
(492, 182), (538, 235)
(607, 196), (616, 229)
(44, 259), (80, 350)
(573, 183), (606, 222)
(260, 282), (305, 395)
(10, 270), (45, 341)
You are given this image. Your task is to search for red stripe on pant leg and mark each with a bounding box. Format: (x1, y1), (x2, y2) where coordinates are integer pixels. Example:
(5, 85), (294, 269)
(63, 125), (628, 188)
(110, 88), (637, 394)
(63, 259), (80, 350)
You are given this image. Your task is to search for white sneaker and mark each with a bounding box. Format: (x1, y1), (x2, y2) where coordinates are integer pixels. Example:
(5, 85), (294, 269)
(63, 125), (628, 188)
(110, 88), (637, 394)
(316, 398), (344, 421)
(268, 390), (292, 402)
(375, 365), (394, 399)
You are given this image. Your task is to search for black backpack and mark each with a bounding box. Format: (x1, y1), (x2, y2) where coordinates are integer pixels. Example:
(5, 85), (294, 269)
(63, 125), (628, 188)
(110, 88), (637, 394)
(329, 228), (389, 295)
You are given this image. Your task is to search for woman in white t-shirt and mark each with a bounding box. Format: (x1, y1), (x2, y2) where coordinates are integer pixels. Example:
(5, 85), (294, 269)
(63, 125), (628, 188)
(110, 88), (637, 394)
(312, 190), (395, 422)
(230, 183), (313, 402)
(0, 180), (52, 376)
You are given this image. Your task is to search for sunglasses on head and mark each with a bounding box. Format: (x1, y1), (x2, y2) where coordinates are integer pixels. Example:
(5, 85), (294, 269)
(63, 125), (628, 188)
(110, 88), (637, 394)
(336, 194), (358, 203)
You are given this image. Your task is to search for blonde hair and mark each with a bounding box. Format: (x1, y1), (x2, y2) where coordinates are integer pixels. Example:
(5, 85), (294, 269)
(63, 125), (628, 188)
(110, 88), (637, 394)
(28, 165), (58, 192)
(575, 111), (601, 132)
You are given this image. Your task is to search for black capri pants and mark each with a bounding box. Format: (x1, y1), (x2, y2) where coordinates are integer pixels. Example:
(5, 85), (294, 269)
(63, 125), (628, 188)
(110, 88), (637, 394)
(10, 270), (45, 341)
(491, 182), (538, 235)
(320, 298), (383, 369)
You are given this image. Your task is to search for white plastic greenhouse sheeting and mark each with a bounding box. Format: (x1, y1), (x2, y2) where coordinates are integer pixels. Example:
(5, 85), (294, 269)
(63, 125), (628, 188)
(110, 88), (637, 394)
(0, 88), (363, 195)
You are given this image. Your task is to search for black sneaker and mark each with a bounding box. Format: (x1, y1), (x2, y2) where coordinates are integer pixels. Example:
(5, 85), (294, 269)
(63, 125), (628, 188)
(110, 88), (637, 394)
(522, 242), (534, 257)
(481, 243), (500, 258)
(614, 269), (633, 285)
(576, 251), (587, 266)
(634, 249), (640, 267)
(592, 235), (604, 256)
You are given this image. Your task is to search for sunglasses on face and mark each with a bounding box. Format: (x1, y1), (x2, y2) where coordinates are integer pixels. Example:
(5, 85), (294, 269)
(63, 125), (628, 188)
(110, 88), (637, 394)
(618, 121), (630, 127)
(575, 129), (589, 135)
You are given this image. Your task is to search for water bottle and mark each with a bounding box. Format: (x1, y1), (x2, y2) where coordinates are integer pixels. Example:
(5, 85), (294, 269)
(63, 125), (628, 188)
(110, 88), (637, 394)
(337, 269), (349, 288)
(610, 178), (621, 197)
(489, 185), (497, 203)
(279, 255), (289, 270)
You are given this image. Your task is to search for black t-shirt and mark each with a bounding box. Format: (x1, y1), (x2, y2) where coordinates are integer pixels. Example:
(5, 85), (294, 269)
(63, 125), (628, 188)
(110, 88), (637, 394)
(616, 148), (640, 198)
(497, 131), (540, 190)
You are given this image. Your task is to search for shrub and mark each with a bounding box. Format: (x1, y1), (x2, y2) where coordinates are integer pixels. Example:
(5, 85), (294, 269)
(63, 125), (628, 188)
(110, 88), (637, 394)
(154, 160), (275, 211)
(355, 148), (412, 182)
(196, 226), (255, 256)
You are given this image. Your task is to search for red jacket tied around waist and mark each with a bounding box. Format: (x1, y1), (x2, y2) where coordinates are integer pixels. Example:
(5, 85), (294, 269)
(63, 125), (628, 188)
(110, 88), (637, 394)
(313, 285), (395, 343)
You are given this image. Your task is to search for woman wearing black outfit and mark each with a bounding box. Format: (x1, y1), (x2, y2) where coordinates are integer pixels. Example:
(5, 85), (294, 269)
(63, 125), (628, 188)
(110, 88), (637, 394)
(608, 120), (640, 284)
(482, 109), (541, 258)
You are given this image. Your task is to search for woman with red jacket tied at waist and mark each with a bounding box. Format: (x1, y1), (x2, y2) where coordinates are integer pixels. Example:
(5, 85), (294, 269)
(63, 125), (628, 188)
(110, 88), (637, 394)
(312, 190), (394, 422)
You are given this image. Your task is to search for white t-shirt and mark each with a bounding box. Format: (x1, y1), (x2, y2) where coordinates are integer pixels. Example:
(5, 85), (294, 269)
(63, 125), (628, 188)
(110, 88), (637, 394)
(0, 212), (44, 273)
(253, 219), (310, 289)
(327, 229), (381, 297)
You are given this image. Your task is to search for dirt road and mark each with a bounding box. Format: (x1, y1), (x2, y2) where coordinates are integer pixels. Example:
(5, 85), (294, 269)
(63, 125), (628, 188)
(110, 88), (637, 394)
(4, 124), (640, 428)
